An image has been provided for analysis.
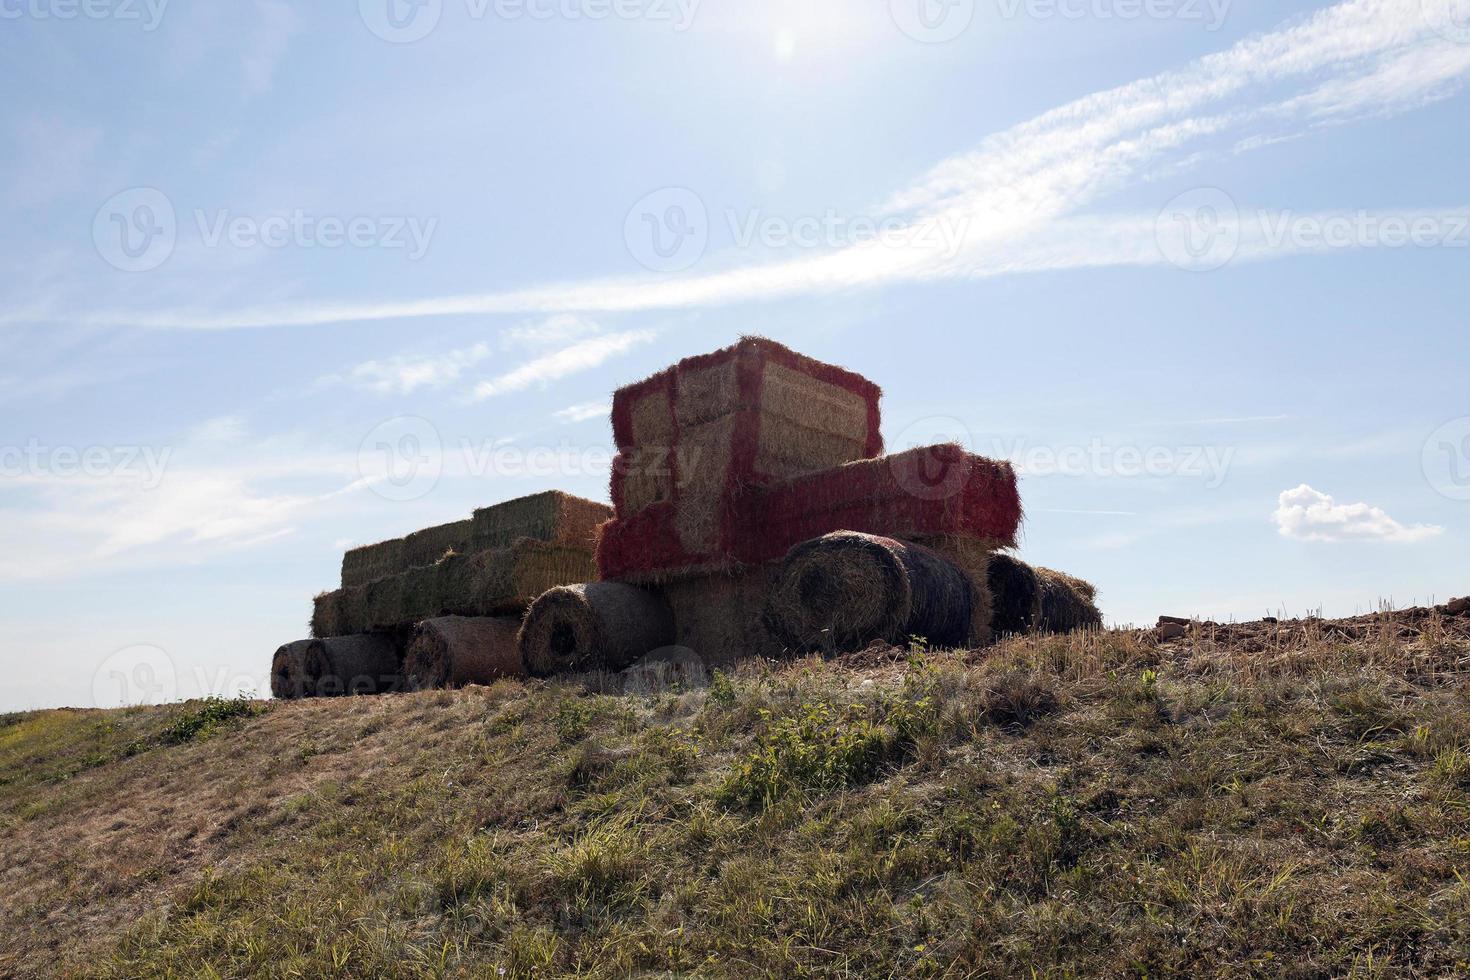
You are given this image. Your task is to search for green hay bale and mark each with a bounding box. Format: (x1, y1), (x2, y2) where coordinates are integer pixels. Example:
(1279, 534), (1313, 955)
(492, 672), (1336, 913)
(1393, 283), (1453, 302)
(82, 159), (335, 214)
(340, 493), (609, 590)
(471, 491), (611, 552)
(317, 540), (601, 636)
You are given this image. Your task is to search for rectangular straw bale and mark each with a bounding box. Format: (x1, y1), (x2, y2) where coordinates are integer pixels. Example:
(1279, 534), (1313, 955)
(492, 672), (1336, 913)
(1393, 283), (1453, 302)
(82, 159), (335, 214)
(611, 447), (673, 518)
(660, 566), (780, 667)
(402, 519), (475, 568)
(311, 591), (343, 640)
(341, 537), (406, 589)
(340, 519), (473, 590)
(597, 444), (1021, 582)
(671, 337), (881, 452)
(611, 366), (675, 450)
(471, 490), (611, 552)
(751, 445), (1022, 555)
(315, 539), (600, 635)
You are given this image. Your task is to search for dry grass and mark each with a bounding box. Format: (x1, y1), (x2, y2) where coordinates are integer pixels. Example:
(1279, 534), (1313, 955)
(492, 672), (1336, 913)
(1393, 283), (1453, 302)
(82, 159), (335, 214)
(4, 610), (1470, 977)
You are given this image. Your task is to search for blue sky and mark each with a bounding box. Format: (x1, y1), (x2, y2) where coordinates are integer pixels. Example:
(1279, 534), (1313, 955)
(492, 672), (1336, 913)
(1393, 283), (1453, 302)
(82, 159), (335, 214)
(2, 0), (1468, 711)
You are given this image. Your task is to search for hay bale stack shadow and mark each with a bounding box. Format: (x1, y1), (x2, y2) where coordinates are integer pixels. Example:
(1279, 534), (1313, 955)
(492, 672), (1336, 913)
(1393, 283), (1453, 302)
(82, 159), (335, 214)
(1036, 568), (1103, 634)
(405, 616), (524, 691)
(987, 553), (1042, 638)
(305, 634), (403, 697)
(763, 531), (974, 655)
(518, 583), (675, 677)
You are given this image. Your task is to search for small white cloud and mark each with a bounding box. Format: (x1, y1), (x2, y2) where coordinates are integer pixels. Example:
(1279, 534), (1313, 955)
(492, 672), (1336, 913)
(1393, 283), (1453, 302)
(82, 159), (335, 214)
(503, 313), (603, 349)
(328, 342), (492, 396)
(1273, 484), (1443, 544)
(474, 329), (655, 400)
(554, 401), (610, 424)
(189, 415), (248, 444)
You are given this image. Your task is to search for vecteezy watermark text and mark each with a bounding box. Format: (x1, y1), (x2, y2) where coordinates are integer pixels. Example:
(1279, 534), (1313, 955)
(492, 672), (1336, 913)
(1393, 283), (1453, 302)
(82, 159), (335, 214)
(995, 0), (1230, 30)
(359, 0), (700, 43)
(1156, 188), (1470, 272)
(1, 439), (171, 489)
(93, 188), (438, 272)
(989, 437), (1235, 488)
(0, 0), (168, 29)
(623, 186), (971, 273)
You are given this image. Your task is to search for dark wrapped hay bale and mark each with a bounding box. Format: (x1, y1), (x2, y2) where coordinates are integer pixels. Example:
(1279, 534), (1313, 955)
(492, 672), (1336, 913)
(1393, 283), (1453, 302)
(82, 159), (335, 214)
(987, 553), (1042, 637)
(925, 536), (995, 648)
(405, 616), (525, 691)
(305, 634), (403, 697)
(270, 640), (316, 699)
(518, 583), (675, 677)
(763, 531), (973, 654)
(1036, 567), (1103, 634)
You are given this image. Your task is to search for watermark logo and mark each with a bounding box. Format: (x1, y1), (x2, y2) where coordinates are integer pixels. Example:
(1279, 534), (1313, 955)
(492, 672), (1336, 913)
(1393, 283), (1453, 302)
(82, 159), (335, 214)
(622, 646), (709, 695)
(1156, 186), (1240, 272)
(359, 0), (442, 42)
(358, 416), (443, 501)
(988, 436), (1235, 487)
(890, 0), (975, 42)
(94, 187), (177, 273)
(1423, 0), (1470, 43)
(0, 440), (171, 489)
(92, 644), (177, 707)
(0, 0), (170, 29)
(360, 0), (701, 42)
(887, 415), (976, 501)
(1423, 417), (1470, 501)
(625, 187), (708, 273)
(994, 0), (1230, 30)
(92, 188), (438, 270)
(1258, 209), (1470, 251)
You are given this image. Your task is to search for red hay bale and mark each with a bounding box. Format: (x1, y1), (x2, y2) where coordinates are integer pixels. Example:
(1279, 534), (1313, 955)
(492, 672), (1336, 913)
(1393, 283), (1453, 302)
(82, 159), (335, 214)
(597, 443), (1021, 582)
(608, 336), (883, 522)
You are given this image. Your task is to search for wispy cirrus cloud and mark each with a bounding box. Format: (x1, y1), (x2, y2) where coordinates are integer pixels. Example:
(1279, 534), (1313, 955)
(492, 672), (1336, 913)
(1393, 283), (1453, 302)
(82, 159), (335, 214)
(322, 342), (493, 395)
(473, 329), (656, 400)
(553, 401), (612, 424)
(14, 0), (1470, 332)
(1273, 483), (1443, 543)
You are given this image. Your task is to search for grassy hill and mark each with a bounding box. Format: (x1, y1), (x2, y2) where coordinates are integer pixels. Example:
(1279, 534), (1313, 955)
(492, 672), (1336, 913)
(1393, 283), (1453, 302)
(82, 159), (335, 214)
(4, 611), (1470, 978)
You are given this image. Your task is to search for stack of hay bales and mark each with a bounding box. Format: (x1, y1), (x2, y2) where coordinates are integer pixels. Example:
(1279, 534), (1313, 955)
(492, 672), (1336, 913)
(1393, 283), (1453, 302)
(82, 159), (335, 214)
(585, 337), (1028, 666)
(602, 336), (884, 580)
(312, 491), (609, 637)
(274, 491), (610, 699)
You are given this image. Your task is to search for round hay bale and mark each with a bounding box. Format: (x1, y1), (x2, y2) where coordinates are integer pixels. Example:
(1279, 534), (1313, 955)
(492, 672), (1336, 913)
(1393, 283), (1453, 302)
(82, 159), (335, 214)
(517, 583), (675, 677)
(763, 531), (973, 654)
(1036, 568), (1103, 634)
(305, 634), (403, 697)
(270, 640), (316, 699)
(987, 553), (1042, 637)
(405, 616), (525, 691)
